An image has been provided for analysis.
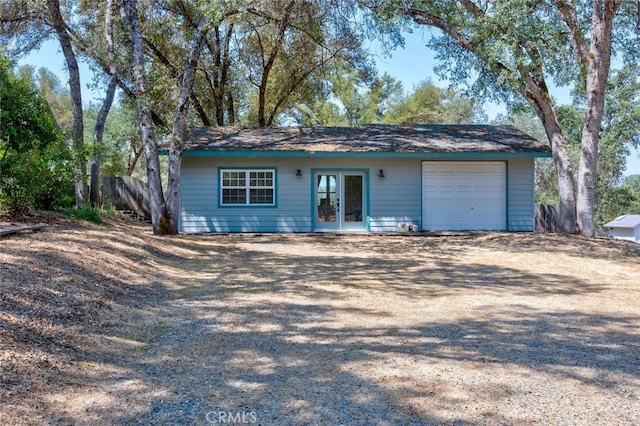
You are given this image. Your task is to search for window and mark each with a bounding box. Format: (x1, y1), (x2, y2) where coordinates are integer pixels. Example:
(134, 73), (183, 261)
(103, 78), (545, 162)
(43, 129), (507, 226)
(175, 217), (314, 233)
(220, 169), (275, 206)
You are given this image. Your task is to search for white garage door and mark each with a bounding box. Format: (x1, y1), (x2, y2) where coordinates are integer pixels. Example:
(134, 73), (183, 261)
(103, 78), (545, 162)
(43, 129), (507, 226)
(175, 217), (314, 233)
(422, 161), (506, 231)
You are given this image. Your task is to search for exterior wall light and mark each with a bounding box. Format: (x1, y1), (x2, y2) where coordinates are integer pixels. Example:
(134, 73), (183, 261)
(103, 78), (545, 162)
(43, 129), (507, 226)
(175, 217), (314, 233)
(296, 169), (302, 177)
(378, 169), (385, 178)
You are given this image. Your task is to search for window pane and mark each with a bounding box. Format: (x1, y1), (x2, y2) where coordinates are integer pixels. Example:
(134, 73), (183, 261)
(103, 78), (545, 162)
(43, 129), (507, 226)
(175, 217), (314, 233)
(249, 188), (274, 204)
(316, 174), (337, 222)
(222, 188), (246, 204)
(222, 171), (246, 187)
(249, 171), (273, 187)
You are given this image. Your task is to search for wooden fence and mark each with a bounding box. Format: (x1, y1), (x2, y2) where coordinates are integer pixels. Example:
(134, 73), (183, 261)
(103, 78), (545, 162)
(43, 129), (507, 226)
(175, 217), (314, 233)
(102, 176), (150, 219)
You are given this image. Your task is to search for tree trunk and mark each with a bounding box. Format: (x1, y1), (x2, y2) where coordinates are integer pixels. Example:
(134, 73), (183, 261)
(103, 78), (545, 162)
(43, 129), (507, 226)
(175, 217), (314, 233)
(258, 76), (269, 127)
(575, 0), (620, 236)
(521, 76), (578, 233)
(165, 19), (209, 235)
(254, 3), (293, 127)
(578, 109), (602, 236)
(125, 142), (144, 176)
(219, 24), (234, 126)
(90, 76), (117, 207)
(212, 26), (224, 126)
(46, 0), (86, 207)
(90, 0), (118, 207)
(123, 0), (165, 234)
(543, 118), (578, 233)
(554, 0), (621, 236)
(227, 93), (236, 125)
(89, 159), (100, 206)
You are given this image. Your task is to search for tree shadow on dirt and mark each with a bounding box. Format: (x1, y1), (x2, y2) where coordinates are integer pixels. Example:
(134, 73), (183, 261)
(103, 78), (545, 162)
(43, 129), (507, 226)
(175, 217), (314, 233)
(0, 226), (176, 425)
(3, 229), (639, 425)
(65, 233), (639, 425)
(82, 299), (640, 425)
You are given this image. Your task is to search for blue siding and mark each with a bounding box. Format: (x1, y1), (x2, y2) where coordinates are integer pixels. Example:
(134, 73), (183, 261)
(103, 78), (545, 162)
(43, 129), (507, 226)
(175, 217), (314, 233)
(368, 159), (422, 232)
(180, 157), (309, 233)
(507, 158), (535, 231)
(179, 157), (536, 233)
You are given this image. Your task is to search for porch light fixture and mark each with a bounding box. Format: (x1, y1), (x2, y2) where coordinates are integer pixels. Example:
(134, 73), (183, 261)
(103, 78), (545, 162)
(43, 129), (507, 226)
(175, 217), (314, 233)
(378, 169), (385, 178)
(296, 169), (302, 177)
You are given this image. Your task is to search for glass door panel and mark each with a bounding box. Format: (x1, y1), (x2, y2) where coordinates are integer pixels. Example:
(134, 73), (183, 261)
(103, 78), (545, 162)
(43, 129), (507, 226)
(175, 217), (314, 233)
(343, 175), (363, 223)
(314, 172), (366, 231)
(316, 174), (337, 223)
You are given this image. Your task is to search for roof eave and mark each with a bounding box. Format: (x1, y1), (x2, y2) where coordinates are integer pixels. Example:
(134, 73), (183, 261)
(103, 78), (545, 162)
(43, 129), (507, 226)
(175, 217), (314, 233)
(179, 150), (552, 159)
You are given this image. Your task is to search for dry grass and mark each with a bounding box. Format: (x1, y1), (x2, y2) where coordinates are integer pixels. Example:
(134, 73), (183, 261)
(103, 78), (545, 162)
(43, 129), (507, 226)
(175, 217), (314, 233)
(1, 216), (639, 425)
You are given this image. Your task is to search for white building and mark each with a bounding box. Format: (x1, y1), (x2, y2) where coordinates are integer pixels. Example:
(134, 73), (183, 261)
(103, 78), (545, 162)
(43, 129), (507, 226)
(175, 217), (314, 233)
(604, 215), (640, 244)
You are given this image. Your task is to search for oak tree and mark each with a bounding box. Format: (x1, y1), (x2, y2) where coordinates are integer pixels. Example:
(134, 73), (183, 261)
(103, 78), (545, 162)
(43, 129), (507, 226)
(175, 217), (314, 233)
(364, 0), (637, 235)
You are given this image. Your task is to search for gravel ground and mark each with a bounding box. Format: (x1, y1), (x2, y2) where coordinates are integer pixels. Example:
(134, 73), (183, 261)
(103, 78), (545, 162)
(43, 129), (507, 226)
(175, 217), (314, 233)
(2, 219), (640, 425)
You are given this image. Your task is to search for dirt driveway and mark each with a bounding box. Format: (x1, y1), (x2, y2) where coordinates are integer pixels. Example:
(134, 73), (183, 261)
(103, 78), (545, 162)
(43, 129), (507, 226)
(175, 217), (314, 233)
(2, 220), (640, 425)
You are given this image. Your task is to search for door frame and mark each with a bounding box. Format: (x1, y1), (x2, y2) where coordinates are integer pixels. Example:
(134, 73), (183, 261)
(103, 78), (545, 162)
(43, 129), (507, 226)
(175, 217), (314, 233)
(311, 168), (370, 232)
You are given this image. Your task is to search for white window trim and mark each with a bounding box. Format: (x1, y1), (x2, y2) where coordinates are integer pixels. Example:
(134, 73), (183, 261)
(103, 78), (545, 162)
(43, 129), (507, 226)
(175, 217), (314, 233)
(219, 168), (276, 207)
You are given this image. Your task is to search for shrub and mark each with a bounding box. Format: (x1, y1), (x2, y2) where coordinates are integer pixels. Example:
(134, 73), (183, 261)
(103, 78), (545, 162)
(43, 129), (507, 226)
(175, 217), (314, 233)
(0, 139), (75, 215)
(0, 180), (33, 217)
(0, 55), (75, 215)
(65, 204), (103, 224)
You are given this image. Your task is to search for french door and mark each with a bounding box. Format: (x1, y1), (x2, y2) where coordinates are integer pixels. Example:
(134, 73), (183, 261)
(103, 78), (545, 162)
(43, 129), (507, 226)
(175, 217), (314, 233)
(314, 171), (366, 231)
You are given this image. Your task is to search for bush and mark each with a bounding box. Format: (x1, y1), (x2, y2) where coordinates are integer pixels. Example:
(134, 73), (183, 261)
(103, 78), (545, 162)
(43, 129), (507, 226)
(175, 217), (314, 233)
(65, 204), (103, 224)
(0, 139), (75, 215)
(0, 55), (75, 215)
(0, 180), (33, 217)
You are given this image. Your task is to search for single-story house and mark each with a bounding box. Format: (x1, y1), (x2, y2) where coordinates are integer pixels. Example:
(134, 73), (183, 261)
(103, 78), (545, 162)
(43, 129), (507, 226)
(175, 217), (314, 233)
(604, 214), (640, 243)
(177, 124), (551, 233)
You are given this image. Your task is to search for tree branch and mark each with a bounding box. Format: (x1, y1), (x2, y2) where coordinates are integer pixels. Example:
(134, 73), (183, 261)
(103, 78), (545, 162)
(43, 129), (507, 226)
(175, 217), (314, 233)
(553, 0), (589, 77)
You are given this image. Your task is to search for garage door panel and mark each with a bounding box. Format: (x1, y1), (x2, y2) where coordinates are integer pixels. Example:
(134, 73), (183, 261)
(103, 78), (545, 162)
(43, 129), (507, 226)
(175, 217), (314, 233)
(422, 161), (506, 231)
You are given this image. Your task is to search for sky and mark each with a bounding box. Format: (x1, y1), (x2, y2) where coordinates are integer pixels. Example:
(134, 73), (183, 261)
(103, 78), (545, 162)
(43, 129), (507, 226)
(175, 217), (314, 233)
(16, 31), (640, 177)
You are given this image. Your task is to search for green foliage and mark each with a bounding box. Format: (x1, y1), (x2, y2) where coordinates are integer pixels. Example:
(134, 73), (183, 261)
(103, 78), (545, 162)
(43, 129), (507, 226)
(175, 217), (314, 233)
(533, 158), (559, 206)
(293, 75), (480, 127)
(65, 204), (103, 224)
(0, 55), (75, 216)
(383, 79), (480, 124)
(505, 65), (640, 226)
(0, 57), (60, 155)
(622, 175), (640, 214)
(331, 71), (403, 126)
(493, 109), (557, 205)
(99, 202), (117, 219)
(289, 69), (401, 126)
(25, 66), (73, 132)
(1, 141), (75, 215)
(624, 175), (640, 194)
(84, 102), (140, 177)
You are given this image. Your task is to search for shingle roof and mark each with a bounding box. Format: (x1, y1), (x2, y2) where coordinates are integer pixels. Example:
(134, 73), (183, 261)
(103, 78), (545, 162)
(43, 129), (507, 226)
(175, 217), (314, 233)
(604, 214), (640, 228)
(183, 124), (551, 155)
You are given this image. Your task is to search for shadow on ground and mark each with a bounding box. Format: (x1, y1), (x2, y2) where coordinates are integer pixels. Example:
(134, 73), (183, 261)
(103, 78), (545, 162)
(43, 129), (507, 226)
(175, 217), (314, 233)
(2, 227), (639, 425)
